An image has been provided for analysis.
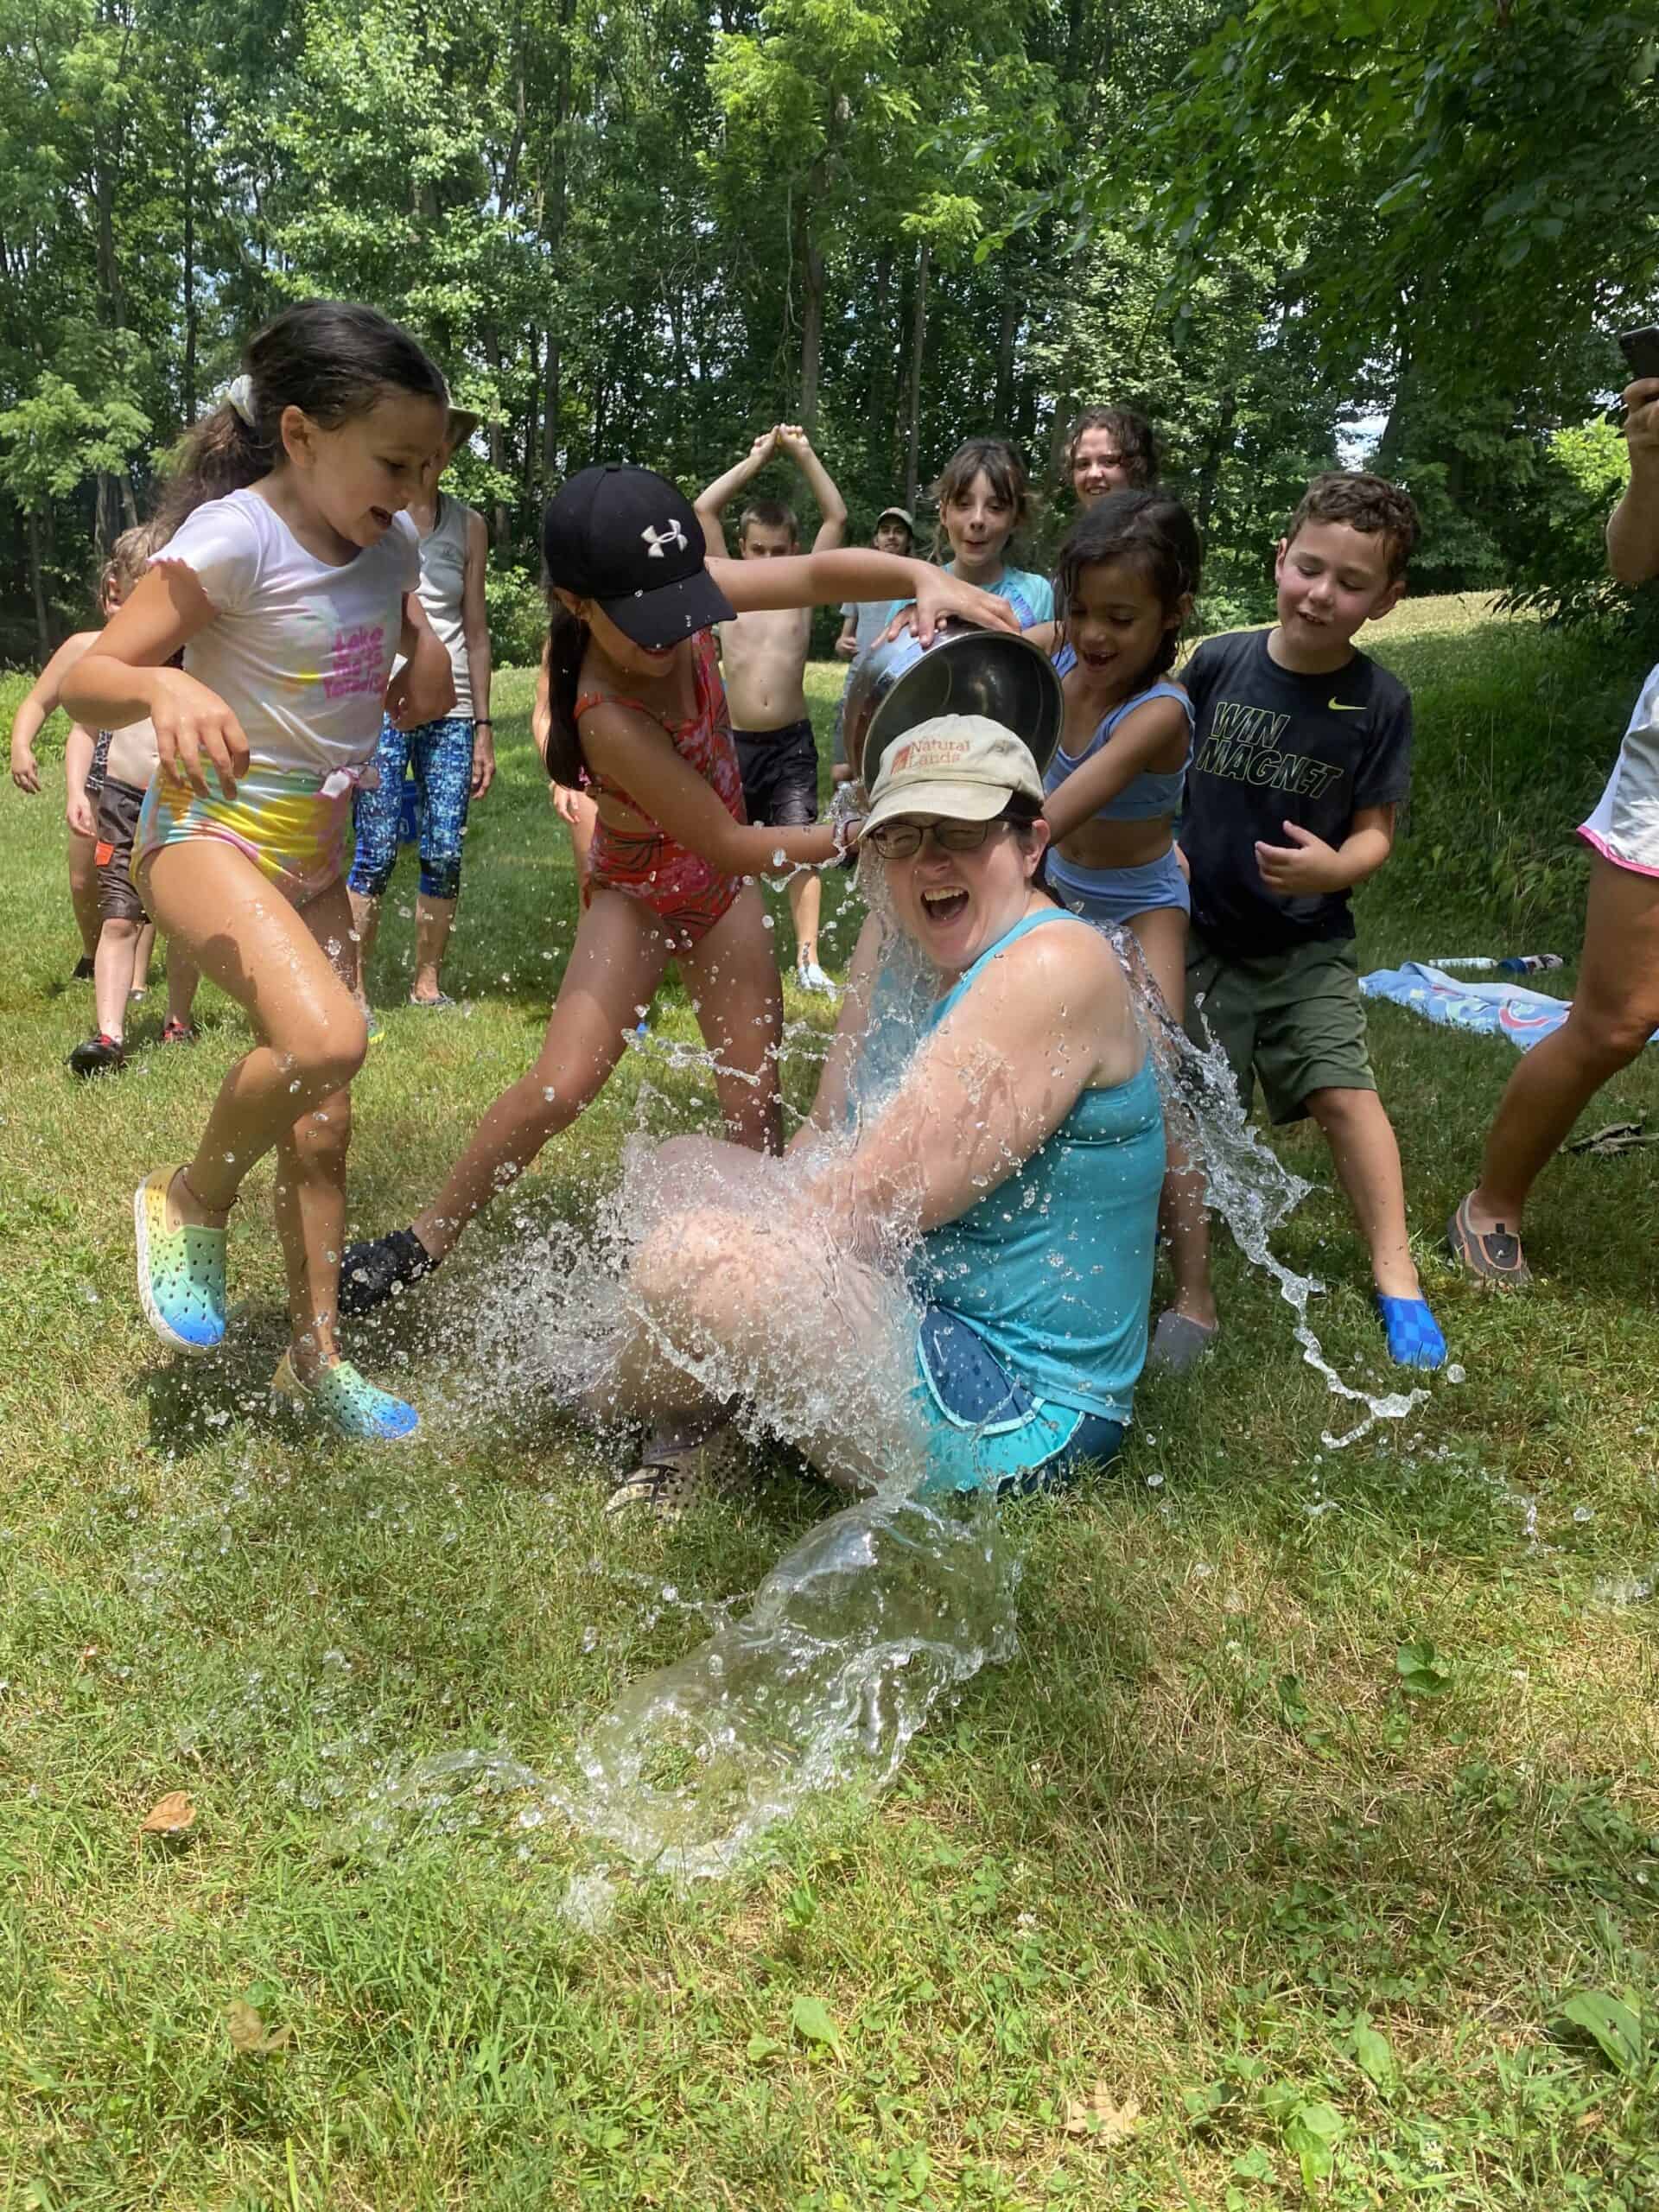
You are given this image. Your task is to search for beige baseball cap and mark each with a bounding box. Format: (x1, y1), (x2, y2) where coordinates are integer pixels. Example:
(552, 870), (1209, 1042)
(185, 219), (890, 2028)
(863, 714), (1045, 832)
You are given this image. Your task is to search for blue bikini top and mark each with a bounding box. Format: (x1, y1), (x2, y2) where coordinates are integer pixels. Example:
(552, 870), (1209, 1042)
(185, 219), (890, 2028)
(1046, 647), (1193, 822)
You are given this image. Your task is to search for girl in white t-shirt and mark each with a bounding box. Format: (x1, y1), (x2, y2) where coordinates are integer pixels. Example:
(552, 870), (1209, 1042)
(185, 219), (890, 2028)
(63, 301), (454, 1443)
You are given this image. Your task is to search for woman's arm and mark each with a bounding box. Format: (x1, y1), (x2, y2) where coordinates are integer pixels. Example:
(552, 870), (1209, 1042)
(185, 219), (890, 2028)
(60, 568), (248, 798)
(1043, 694), (1191, 842)
(461, 510), (495, 796)
(794, 912), (887, 1143)
(1609, 378), (1659, 586)
(10, 631), (99, 792)
(711, 549), (1020, 640)
(806, 923), (1134, 1242)
(583, 699), (837, 871)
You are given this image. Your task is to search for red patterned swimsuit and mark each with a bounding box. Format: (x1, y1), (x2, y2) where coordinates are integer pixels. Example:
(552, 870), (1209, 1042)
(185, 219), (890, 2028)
(575, 630), (749, 950)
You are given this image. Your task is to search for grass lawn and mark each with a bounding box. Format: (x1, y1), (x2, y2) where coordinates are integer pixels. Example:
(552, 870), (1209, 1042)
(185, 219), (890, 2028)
(3, 596), (1657, 2209)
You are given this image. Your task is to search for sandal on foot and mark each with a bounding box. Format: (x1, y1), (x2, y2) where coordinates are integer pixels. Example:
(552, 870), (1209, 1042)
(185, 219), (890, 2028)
(134, 1166), (226, 1354)
(605, 1419), (749, 1519)
(161, 1016), (197, 1046)
(270, 1352), (419, 1442)
(1375, 1293), (1447, 1370)
(1446, 1194), (1531, 1287)
(1146, 1310), (1219, 1374)
(338, 1225), (437, 1317)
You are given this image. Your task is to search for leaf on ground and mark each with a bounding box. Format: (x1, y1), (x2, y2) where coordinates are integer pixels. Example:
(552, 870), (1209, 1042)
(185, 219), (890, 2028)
(1395, 1638), (1453, 1697)
(1554, 1989), (1645, 2077)
(226, 1999), (294, 2057)
(1062, 2083), (1141, 2143)
(138, 1790), (196, 1836)
(746, 2031), (785, 2063)
(789, 1994), (841, 2052)
(1351, 2014), (1397, 2090)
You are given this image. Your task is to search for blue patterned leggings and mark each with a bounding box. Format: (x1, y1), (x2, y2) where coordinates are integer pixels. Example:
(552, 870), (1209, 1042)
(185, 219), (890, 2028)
(349, 715), (475, 900)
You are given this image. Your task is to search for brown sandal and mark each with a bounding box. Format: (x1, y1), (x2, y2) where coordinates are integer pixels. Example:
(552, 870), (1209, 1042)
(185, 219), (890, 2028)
(1446, 1194), (1532, 1288)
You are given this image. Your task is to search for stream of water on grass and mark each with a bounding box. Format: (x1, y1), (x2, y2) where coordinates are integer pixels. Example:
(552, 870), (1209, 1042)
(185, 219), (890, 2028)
(366, 870), (1427, 1890)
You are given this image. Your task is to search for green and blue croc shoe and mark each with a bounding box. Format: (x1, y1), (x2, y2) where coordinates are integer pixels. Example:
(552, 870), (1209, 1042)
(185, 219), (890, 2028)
(134, 1166), (226, 1354)
(271, 1354), (420, 1443)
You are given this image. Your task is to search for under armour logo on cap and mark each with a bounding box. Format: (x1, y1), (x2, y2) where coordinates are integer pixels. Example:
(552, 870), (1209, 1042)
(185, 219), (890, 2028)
(641, 518), (688, 558)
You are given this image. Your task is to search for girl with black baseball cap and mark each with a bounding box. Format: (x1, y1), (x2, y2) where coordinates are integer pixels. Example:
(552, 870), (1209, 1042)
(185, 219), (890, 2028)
(340, 461), (1017, 1316)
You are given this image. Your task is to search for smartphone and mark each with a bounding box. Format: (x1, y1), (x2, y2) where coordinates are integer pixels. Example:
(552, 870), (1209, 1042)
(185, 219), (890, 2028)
(1618, 327), (1659, 383)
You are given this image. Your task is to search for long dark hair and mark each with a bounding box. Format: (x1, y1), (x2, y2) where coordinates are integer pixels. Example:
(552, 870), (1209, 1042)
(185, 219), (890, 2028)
(1052, 489), (1203, 683)
(158, 300), (448, 531)
(542, 598), (588, 789)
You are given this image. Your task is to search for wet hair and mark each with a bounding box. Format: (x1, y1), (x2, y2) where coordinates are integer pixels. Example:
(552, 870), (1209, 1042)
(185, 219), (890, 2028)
(931, 438), (1033, 561)
(1000, 792), (1056, 899)
(738, 497), (798, 545)
(1052, 489), (1204, 682)
(157, 300), (448, 531)
(1286, 470), (1418, 582)
(542, 597), (588, 790)
(102, 517), (173, 603)
(1065, 405), (1160, 490)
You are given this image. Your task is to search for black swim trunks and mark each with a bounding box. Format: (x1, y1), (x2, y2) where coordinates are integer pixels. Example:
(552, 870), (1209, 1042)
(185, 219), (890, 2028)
(733, 716), (819, 828)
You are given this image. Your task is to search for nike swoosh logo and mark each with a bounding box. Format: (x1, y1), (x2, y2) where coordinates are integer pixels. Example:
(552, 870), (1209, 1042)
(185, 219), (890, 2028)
(1329, 699), (1365, 712)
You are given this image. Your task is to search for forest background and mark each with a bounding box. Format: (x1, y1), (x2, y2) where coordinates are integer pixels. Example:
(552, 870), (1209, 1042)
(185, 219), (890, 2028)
(2, 0), (1656, 668)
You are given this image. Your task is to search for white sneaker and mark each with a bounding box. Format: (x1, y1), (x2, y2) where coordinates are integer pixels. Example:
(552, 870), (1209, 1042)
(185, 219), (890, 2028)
(796, 960), (838, 995)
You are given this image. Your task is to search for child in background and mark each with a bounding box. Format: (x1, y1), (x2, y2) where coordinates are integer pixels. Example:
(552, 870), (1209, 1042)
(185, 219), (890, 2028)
(1035, 490), (1213, 1363)
(61, 299), (455, 1440)
(1177, 471), (1446, 1370)
(67, 520), (202, 1076)
(9, 558), (135, 983)
(887, 438), (1053, 632)
(696, 423), (849, 993)
(832, 503), (915, 785)
(338, 462), (1018, 1342)
(1065, 404), (1161, 507)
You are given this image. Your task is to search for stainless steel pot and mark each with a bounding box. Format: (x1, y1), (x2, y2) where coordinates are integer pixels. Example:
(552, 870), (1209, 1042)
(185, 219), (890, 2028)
(839, 617), (1065, 793)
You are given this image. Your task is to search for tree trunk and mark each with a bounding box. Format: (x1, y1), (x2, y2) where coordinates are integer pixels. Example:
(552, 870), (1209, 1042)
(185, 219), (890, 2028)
(27, 508), (51, 658)
(799, 231), (824, 436)
(889, 250), (915, 484)
(903, 242), (931, 517)
(181, 86), (198, 423)
(541, 0), (575, 486)
(1195, 391), (1238, 537)
(994, 267), (1020, 431)
(480, 326), (512, 550)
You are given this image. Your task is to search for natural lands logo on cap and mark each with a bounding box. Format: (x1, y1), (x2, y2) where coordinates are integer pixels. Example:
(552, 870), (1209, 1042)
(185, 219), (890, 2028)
(891, 734), (973, 776)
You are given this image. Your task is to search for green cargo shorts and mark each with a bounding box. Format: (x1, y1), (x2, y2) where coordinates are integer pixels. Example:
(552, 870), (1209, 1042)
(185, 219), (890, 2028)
(1184, 931), (1376, 1125)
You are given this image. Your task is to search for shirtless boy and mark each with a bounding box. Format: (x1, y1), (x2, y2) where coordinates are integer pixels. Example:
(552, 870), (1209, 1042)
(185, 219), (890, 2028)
(696, 423), (847, 992)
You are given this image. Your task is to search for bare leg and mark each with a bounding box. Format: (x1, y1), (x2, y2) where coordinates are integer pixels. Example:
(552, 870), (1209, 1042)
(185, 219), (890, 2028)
(141, 842), (368, 1229)
(604, 1160), (914, 1492)
(677, 884), (785, 1154)
(346, 887), (383, 1014)
(785, 868), (823, 975)
(92, 916), (142, 1041)
(164, 937), (200, 1032)
(410, 888), (672, 1261)
(410, 893), (457, 1003)
(133, 921), (156, 993)
(1130, 903), (1217, 1332)
(67, 828), (100, 960)
(1305, 1085), (1421, 1299)
(1465, 855), (1659, 1234)
(268, 878), (360, 1377)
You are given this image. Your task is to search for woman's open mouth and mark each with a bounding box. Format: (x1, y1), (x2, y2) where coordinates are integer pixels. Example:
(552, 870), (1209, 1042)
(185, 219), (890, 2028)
(919, 887), (969, 926)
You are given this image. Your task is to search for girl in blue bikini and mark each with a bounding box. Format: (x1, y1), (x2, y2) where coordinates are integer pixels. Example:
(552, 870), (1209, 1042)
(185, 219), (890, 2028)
(1033, 490), (1217, 1368)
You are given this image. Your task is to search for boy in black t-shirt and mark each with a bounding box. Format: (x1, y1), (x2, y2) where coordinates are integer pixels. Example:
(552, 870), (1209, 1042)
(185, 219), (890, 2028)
(1164, 472), (1446, 1373)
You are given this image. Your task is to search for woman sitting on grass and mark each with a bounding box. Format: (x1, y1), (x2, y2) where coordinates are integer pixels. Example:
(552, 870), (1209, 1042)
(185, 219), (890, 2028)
(596, 714), (1166, 1514)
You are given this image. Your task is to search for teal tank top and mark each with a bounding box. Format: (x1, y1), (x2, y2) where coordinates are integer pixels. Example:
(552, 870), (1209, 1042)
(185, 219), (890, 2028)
(851, 909), (1166, 1421)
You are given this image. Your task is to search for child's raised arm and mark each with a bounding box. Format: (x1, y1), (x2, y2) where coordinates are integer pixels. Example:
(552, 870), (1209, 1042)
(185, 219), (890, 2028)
(1609, 378), (1659, 585)
(61, 565), (248, 800)
(1043, 694), (1192, 843)
(582, 698), (838, 875)
(778, 426), (848, 553)
(10, 631), (100, 794)
(695, 428), (781, 560)
(713, 549), (1019, 642)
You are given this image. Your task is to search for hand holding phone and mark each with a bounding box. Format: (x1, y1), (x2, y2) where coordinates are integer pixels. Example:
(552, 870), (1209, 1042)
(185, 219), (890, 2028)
(1619, 327), (1659, 383)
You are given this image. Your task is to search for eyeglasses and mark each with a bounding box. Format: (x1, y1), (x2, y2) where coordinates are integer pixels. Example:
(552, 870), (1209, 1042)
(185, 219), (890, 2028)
(864, 817), (1003, 861)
